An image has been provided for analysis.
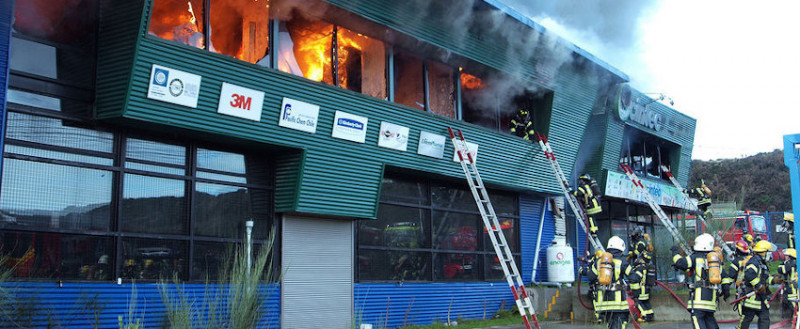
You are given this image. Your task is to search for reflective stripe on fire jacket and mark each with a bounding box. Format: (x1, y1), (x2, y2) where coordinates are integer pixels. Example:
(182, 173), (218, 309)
(673, 251), (719, 311)
(778, 260), (798, 300)
(585, 251), (632, 312)
(743, 254), (774, 310)
(573, 184), (602, 215)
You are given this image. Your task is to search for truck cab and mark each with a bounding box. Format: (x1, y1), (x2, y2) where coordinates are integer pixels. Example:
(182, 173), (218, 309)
(714, 211), (770, 246)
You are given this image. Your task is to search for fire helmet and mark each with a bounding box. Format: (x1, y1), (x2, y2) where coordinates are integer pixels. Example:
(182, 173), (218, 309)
(630, 228), (643, 239)
(734, 240), (750, 254)
(743, 234), (754, 244)
(607, 236), (626, 252)
(785, 248), (797, 259)
(693, 233), (714, 252)
(579, 174), (593, 183)
(752, 240), (773, 253)
(786, 213), (795, 223)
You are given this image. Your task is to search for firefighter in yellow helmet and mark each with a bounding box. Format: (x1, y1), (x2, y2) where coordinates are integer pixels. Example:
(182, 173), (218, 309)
(777, 248), (797, 319)
(583, 236), (633, 329)
(739, 240), (782, 329)
(686, 182), (712, 219)
(509, 108), (534, 140)
(722, 240), (751, 317)
(744, 234), (756, 249)
(672, 233), (722, 329)
(572, 173), (603, 238)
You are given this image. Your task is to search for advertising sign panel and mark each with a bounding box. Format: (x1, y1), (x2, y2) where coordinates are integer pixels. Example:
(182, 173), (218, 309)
(377, 121), (409, 151)
(216, 82), (264, 121)
(147, 64), (201, 108)
(417, 131), (446, 158)
(331, 110), (368, 143)
(278, 97), (319, 133)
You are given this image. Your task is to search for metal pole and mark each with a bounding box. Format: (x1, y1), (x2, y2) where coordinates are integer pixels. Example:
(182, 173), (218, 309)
(246, 220), (254, 271)
(532, 197), (549, 282)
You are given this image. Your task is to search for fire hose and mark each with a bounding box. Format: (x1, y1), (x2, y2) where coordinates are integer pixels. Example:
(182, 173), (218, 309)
(654, 280), (739, 324)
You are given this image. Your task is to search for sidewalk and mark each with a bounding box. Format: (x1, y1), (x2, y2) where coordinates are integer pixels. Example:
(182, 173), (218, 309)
(476, 320), (741, 329)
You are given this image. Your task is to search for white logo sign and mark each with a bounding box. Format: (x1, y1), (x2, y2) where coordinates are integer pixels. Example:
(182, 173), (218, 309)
(452, 140), (479, 163)
(216, 82), (264, 121)
(417, 131), (446, 159)
(332, 110), (368, 143)
(147, 64), (201, 108)
(378, 122), (409, 151)
(278, 97), (319, 133)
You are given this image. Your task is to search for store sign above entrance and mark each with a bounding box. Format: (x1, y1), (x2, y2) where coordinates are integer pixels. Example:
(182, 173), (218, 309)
(147, 64), (201, 108)
(417, 131), (446, 158)
(331, 110), (368, 143)
(279, 97), (319, 133)
(604, 171), (692, 209)
(615, 84), (664, 132)
(216, 82), (264, 121)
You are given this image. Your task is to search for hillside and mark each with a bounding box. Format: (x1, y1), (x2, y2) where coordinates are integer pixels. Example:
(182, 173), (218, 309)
(688, 149), (792, 212)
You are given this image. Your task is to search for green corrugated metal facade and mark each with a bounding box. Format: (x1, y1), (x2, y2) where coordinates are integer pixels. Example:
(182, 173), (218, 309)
(92, 0), (691, 221)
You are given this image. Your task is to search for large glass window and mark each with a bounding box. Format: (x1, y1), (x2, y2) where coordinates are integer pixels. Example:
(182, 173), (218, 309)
(13, 0), (97, 46)
(358, 175), (519, 282)
(0, 107), (275, 281)
(620, 127), (680, 181)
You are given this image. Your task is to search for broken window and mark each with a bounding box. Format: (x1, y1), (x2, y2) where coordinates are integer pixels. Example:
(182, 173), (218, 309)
(278, 15), (387, 98)
(620, 127), (678, 180)
(394, 52), (425, 110)
(149, 0), (206, 49)
(209, 0), (271, 64)
(428, 61), (455, 118)
(461, 69), (552, 135)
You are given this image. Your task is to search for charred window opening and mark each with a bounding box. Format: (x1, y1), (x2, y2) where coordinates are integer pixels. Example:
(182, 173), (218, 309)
(461, 70), (553, 136)
(620, 127), (678, 181)
(279, 13), (387, 98)
(394, 52), (425, 110)
(149, 0), (207, 49)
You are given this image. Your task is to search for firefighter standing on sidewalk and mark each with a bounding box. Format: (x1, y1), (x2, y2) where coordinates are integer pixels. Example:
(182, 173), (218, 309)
(777, 248), (797, 319)
(572, 173), (602, 238)
(722, 240), (752, 317)
(582, 236), (632, 329)
(672, 233), (723, 329)
(509, 108), (534, 140)
(629, 251), (655, 322)
(581, 249), (605, 324)
(739, 240), (782, 329)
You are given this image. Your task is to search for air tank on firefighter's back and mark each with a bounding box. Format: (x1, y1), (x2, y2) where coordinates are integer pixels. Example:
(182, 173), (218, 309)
(546, 242), (575, 282)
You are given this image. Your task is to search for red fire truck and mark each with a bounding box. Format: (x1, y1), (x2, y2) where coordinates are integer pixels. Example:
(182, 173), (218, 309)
(711, 210), (770, 246)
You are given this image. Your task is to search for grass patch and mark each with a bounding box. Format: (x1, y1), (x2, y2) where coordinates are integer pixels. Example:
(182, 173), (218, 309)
(398, 309), (532, 329)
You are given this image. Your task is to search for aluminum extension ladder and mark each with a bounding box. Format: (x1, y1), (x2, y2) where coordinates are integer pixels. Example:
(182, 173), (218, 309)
(660, 165), (735, 260)
(535, 133), (605, 252)
(448, 128), (540, 329)
(619, 164), (691, 255)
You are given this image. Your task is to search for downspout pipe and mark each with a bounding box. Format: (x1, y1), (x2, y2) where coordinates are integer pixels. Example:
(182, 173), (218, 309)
(531, 197), (560, 287)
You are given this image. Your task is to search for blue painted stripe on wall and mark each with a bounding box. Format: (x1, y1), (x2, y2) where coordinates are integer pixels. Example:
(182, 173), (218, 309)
(355, 282), (515, 328)
(1, 282), (280, 328)
(520, 195), (550, 283)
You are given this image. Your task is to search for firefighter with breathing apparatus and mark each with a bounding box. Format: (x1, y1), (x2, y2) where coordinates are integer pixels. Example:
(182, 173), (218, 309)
(686, 181), (713, 219)
(581, 249), (606, 323)
(629, 250), (655, 322)
(628, 228), (648, 262)
(777, 248), (797, 319)
(722, 240), (752, 317)
(583, 236), (632, 329)
(738, 240), (781, 329)
(572, 173), (603, 238)
(509, 108), (534, 140)
(672, 233), (724, 329)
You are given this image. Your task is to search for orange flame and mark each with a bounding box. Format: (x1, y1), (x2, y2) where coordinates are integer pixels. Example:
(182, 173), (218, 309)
(295, 25), (365, 86)
(187, 1), (197, 26)
(460, 72), (484, 90)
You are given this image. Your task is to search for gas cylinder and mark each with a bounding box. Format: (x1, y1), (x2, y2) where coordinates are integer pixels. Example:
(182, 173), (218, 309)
(643, 233), (654, 252)
(598, 252), (614, 285)
(707, 251), (722, 284)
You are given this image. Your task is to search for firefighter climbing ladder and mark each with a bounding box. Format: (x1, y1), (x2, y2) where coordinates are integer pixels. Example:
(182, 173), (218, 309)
(659, 165), (735, 259)
(448, 128), (541, 329)
(534, 133), (605, 252)
(619, 163), (692, 255)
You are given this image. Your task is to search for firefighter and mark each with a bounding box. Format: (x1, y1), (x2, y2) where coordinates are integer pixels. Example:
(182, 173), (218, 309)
(781, 214), (795, 249)
(722, 240), (751, 316)
(509, 108), (535, 140)
(777, 248), (797, 319)
(628, 228), (648, 262)
(672, 233), (723, 329)
(739, 240), (782, 329)
(572, 174), (602, 237)
(580, 249), (605, 323)
(583, 236), (632, 329)
(629, 251), (654, 322)
(686, 182), (712, 219)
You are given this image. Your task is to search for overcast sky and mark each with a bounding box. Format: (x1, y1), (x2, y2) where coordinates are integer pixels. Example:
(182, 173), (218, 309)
(500, 0), (800, 160)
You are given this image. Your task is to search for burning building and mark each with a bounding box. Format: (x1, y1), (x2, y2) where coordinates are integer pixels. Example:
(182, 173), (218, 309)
(0, 0), (697, 327)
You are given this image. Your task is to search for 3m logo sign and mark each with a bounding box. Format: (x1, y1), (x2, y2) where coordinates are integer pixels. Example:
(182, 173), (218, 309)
(217, 82), (264, 121)
(230, 93), (252, 111)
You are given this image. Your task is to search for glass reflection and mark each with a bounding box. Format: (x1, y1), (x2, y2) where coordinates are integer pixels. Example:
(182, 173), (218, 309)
(192, 241), (235, 281)
(195, 182), (253, 238)
(122, 174), (186, 234)
(6, 112), (113, 154)
(0, 231), (113, 280)
(0, 159), (112, 231)
(126, 138), (186, 167)
(121, 238), (187, 280)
